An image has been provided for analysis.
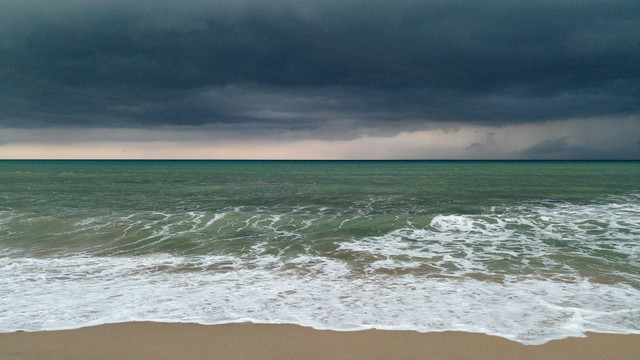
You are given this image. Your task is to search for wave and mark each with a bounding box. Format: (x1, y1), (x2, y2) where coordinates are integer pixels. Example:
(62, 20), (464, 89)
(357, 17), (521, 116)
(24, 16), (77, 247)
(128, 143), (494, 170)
(1, 253), (639, 343)
(1, 194), (639, 343)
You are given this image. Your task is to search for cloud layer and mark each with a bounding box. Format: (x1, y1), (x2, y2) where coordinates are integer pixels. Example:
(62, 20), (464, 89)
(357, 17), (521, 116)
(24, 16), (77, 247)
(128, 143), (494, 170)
(0, 1), (638, 158)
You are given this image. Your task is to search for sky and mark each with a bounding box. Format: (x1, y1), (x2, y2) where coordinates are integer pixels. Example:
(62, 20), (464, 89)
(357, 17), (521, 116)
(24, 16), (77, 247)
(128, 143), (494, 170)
(1, 0), (639, 159)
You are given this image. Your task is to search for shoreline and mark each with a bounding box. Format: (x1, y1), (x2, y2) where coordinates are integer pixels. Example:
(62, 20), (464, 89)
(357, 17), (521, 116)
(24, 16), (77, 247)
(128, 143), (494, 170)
(2, 322), (639, 360)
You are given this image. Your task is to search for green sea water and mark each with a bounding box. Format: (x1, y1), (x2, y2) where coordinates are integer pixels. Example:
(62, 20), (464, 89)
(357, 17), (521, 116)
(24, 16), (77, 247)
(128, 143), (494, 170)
(1, 160), (639, 343)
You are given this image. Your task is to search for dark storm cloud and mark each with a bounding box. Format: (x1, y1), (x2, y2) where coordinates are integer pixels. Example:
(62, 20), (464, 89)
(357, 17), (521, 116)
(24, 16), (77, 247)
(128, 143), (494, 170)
(521, 136), (571, 155)
(0, 0), (639, 132)
(519, 136), (596, 159)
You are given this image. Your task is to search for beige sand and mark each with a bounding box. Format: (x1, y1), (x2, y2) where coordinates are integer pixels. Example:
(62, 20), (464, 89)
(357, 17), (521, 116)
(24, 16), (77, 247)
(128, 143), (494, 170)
(1, 322), (638, 360)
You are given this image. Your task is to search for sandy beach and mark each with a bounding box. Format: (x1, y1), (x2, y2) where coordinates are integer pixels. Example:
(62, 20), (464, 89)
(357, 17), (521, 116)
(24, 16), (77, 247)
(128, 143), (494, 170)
(1, 322), (639, 360)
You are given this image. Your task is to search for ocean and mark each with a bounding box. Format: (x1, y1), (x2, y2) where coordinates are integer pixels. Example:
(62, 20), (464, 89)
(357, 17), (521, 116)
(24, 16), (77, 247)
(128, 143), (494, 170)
(0, 160), (638, 344)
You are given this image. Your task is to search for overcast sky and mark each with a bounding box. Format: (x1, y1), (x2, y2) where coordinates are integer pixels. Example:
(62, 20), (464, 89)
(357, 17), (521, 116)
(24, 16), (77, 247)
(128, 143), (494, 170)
(1, 0), (638, 159)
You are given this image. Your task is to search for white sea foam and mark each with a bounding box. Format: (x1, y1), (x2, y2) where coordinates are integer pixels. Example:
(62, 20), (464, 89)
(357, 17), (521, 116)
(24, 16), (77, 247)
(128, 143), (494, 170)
(339, 199), (640, 280)
(1, 253), (639, 344)
(1, 198), (639, 343)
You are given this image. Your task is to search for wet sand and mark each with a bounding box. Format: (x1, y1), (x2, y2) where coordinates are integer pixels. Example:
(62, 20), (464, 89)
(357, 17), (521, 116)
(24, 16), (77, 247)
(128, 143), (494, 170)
(1, 322), (638, 360)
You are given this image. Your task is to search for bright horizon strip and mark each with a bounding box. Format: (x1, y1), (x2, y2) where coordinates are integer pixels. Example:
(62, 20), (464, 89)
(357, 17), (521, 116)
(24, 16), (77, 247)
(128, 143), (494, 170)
(0, 117), (638, 160)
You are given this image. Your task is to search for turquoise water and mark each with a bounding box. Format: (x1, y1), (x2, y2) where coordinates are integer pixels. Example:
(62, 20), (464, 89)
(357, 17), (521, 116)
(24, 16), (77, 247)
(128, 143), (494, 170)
(1, 160), (639, 343)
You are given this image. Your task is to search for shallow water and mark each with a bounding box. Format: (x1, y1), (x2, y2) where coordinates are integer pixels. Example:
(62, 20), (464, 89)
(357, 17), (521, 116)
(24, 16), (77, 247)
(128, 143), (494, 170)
(1, 160), (639, 343)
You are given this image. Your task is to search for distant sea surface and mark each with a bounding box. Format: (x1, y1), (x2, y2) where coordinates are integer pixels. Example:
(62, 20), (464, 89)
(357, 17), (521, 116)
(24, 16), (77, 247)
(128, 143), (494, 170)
(1, 160), (639, 343)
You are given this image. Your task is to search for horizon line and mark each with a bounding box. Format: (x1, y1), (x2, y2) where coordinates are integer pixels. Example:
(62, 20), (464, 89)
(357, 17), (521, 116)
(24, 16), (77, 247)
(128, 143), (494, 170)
(1, 159), (638, 162)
